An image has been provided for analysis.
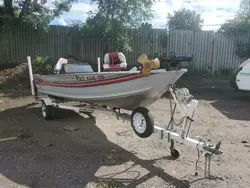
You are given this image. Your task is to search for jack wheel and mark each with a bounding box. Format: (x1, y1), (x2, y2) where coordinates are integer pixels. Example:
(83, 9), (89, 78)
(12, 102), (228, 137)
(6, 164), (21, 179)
(170, 147), (180, 159)
(131, 107), (154, 138)
(41, 100), (53, 120)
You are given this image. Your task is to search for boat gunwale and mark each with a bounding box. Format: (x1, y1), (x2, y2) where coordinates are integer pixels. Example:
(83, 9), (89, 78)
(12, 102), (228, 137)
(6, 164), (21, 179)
(33, 69), (188, 77)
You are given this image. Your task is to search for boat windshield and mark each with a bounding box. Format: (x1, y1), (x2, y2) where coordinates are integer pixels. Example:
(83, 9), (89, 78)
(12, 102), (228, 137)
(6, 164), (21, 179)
(64, 64), (94, 73)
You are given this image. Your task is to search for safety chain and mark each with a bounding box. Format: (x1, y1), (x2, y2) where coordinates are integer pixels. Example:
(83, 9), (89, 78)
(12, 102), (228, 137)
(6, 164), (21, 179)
(194, 140), (213, 178)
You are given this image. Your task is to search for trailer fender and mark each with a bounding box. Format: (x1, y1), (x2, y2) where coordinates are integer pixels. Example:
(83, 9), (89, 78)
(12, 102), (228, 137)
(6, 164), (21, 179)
(41, 98), (53, 106)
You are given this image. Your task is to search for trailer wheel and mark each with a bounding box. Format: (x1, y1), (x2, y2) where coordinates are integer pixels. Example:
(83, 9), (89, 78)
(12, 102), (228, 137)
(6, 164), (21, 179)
(170, 147), (180, 159)
(41, 100), (53, 120)
(131, 107), (154, 138)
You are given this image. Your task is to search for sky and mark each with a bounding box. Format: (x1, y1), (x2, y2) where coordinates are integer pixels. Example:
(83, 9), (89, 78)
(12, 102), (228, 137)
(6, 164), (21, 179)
(49, 0), (241, 30)
(0, 0), (242, 30)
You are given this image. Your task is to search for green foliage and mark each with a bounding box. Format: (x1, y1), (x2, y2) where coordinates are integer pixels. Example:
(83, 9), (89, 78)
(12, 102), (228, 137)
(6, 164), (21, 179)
(33, 56), (53, 74)
(79, 0), (156, 53)
(219, 0), (250, 58)
(235, 40), (250, 58)
(68, 20), (85, 27)
(0, 0), (76, 29)
(167, 8), (204, 31)
(89, 0), (155, 26)
(138, 22), (153, 31)
(0, 83), (5, 90)
(219, 19), (250, 35)
(137, 22), (154, 37)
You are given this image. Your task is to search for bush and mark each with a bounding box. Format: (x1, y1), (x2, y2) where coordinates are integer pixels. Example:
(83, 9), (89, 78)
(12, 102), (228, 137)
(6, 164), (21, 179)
(33, 56), (53, 74)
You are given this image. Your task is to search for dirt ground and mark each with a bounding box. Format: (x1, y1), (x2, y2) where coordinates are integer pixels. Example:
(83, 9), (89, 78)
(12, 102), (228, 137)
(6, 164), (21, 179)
(0, 83), (250, 188)
(0, 64), (250, 188)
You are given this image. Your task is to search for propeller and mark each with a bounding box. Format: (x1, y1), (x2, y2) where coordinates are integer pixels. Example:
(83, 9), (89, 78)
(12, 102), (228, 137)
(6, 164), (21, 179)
(137, 54), (160, 76)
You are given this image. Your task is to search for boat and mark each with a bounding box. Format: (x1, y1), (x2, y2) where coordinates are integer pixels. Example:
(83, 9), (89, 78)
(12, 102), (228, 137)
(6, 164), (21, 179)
(26, 53), (223, 177)
(32, 53), (187, 110)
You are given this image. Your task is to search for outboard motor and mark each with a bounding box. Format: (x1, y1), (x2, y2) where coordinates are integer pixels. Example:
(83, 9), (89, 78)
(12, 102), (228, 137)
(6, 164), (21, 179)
(53, 57), (94, 74)
(160, 52), (193, 70)
(103, 52), (127, 71)
(54, 58), (68, 74)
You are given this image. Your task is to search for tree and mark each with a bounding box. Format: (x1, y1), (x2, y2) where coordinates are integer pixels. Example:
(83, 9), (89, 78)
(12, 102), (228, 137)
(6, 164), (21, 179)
(0, 0), (76, 29)
(138, 22), (153, 31)
(219, 0), (250, 59)
(80, 0), (156, 53)
(219, 0), (250, 35)
(167, 8), (204, 31)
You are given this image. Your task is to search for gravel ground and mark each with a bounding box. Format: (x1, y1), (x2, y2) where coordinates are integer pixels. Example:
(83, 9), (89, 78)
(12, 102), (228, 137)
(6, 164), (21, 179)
(1, 63), (250, 188)
(0, 85), (250, 188)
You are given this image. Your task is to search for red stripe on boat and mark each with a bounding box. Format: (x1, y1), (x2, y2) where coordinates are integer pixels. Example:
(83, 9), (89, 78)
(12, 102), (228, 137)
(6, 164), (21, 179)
(36, 74), (142, 88)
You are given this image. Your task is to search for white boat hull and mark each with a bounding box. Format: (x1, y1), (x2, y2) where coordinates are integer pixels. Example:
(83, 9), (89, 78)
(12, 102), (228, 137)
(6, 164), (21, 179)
(34, 69), (187, 110)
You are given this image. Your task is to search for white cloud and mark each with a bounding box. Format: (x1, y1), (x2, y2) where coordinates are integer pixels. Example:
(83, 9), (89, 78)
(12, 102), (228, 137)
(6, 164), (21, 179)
(58, 18), (68, 26)
(195, 0), (240, 30)
(61, 1), (98, 21)
(150, 0), (241, 30)
(151, 1), (173, 28)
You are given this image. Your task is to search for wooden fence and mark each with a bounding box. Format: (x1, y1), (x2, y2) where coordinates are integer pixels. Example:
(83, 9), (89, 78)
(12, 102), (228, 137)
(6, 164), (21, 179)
(1, 23), (249, 74)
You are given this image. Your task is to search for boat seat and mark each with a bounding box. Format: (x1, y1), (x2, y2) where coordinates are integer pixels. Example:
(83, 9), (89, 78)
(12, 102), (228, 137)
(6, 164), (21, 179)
(103, 52), (127, 71)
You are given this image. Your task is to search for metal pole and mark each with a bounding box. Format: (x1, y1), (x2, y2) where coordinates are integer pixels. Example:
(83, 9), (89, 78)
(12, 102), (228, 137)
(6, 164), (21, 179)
(97, 57), (101, 72)
(27, 56), (35, 96)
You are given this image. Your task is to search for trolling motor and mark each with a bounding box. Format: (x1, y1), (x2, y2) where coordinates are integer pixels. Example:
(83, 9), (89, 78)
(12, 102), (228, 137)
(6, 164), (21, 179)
(159, 52), (193, 70)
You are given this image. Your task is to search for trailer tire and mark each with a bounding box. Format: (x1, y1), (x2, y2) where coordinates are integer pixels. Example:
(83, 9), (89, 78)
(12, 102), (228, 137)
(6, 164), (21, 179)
(170, 147), (180, 159)
(41, 100), (53, 120)
(131, 107), (154, 138)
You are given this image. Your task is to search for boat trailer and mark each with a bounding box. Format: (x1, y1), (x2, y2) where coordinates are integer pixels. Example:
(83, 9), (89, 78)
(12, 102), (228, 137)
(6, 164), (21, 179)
(37, 84), (223, 178)
(27, 56), (223, 178)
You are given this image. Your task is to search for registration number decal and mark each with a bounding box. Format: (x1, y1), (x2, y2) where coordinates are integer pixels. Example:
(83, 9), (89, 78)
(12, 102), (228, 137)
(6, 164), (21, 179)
(75, 75), (105, 81)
